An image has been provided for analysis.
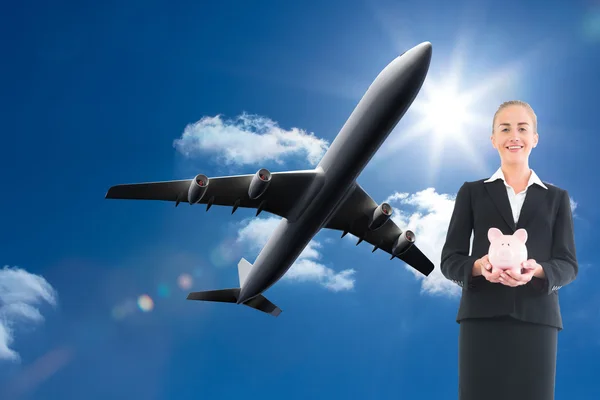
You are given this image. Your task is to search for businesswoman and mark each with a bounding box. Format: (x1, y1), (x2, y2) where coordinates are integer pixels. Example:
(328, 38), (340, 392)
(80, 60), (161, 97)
(441, 100), (578, 400)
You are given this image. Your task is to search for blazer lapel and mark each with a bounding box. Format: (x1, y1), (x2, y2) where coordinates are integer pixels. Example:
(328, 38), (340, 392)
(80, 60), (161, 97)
(484, 180), (515, 232)
(516, 184), (547, 229)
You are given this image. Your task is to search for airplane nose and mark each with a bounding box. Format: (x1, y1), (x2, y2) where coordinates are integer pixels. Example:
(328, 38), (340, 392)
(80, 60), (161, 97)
(417, 41), (432, 54)
(389, 41), (432, 82)
(410, 41), (433, 65)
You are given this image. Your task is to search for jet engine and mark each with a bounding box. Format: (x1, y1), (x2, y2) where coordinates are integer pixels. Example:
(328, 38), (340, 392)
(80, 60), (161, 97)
(392, 230), (415, 256)
(368, 202), (393, 230)
(248, 168), (271, 200)
(188, 174), (209, 204)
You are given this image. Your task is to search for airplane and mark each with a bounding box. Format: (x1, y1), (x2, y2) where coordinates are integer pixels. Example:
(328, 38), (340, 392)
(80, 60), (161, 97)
(105, 41), (435, 317)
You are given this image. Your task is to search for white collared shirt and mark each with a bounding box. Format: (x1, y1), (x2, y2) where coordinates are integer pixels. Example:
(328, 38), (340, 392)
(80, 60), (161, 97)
(484, 168), (548, 224)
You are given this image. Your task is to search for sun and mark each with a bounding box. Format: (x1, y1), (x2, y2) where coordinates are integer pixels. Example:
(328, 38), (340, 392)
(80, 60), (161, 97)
(382, 73), (488, 180)
(418, 80), (472, 138)
(377, 42), (528, 182)
(410, 72), (490, 174)
(309, 33), (535, 181)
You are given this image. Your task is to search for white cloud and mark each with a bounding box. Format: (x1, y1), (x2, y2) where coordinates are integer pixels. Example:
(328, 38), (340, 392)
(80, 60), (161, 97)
(0, 266), (57, 361)
(383, 188), (462, 297)
(173, 113), (329, 166)
(235, 216), (355, 291)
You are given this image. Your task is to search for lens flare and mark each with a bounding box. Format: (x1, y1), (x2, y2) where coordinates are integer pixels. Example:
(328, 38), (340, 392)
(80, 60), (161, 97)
(157, 284), (170, 298)
(111, 305), (128, 320)
(111, 270), (203, 318)
(137, 294), (154, 312)
(111, 299), (137, 320)
(177, 273), (193, 290)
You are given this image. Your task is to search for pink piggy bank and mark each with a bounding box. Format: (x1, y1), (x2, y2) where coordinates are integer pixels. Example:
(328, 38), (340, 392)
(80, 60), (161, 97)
(487, 227), (528, 274)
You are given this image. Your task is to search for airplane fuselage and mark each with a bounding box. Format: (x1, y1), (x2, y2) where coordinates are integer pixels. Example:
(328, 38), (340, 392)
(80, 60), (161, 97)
(237, 43), (432, 304)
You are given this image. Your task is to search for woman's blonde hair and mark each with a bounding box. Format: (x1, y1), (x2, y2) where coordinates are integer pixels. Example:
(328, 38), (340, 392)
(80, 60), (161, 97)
(492, 100), (537, 133)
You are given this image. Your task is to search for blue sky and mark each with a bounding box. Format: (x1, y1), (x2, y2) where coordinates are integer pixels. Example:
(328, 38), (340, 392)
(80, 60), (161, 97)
(1, 0), (599, 398)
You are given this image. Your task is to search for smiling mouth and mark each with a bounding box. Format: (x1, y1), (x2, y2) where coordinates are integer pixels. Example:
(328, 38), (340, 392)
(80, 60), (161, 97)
(506, 145), (523, 150)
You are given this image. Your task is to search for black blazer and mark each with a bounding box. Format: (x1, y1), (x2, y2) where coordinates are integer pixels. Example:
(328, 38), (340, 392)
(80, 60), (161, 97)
(440, 178), (578, 330)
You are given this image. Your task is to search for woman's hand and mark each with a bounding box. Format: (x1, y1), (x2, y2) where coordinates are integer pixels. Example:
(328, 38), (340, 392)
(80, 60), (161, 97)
(497, 260), (542, 286)
(473, 255), (502, 283)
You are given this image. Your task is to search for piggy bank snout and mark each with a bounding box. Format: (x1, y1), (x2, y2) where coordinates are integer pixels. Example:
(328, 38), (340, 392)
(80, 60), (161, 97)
(497, 247), (514, 258)
(490, 242), (521, 261)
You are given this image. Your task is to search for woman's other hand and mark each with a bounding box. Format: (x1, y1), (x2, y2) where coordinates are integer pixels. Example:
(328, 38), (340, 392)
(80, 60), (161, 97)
(523, 259), (545, 278)
(473, 255), (502, 283)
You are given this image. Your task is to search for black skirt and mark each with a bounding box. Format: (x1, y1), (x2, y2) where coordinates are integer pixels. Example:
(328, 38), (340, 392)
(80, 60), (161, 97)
(458, 316), (558, 400)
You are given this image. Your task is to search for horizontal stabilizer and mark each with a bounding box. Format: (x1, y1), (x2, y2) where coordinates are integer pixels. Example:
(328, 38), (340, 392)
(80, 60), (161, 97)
(187, 288), (282, 317)
(187, 288), (240, 303)
(244, 294), (282, 317)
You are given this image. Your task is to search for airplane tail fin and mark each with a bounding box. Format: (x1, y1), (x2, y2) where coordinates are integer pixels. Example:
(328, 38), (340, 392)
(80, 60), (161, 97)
(237, 257), (253, 287)
(187, 258), (282, 317)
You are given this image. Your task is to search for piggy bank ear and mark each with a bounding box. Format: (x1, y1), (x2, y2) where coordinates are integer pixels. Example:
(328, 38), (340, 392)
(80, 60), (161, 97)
(514, 229), (528, 243)
(488, 227), (503, 242)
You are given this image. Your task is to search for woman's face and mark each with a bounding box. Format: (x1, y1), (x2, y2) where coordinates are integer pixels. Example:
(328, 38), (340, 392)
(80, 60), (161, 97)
(491, 105), (538, 166)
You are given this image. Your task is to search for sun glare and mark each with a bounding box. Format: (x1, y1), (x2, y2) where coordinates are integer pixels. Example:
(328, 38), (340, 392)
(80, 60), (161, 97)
(309, 24), (540, 181)
(382, 70), (490, 180)
(375, 41), (528, 181)
(419, 81), (471, 137)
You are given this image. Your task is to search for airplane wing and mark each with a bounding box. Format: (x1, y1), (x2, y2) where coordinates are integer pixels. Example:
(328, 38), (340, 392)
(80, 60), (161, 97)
(323, 184), (435, 276)
(105, 169), (319, 220)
